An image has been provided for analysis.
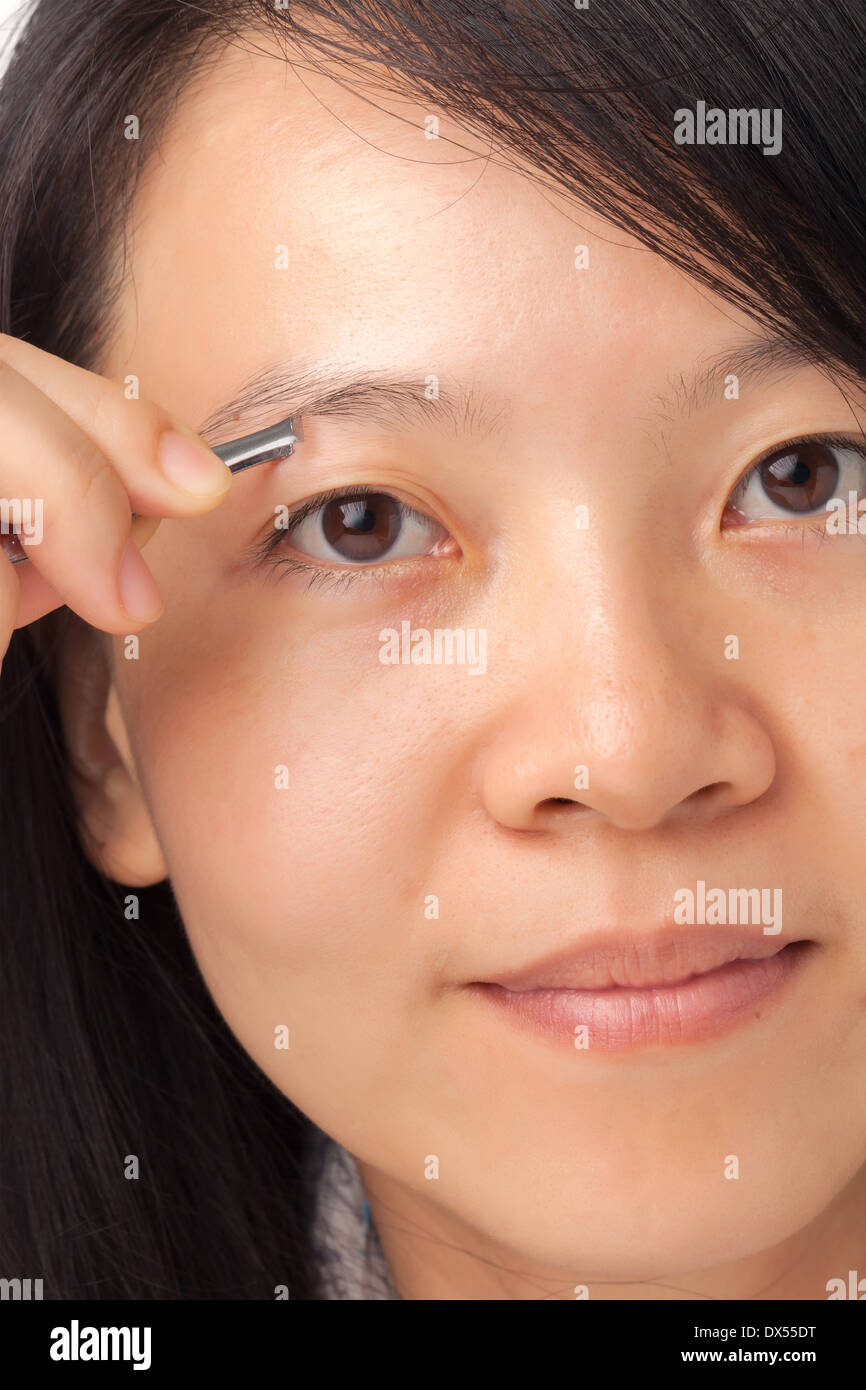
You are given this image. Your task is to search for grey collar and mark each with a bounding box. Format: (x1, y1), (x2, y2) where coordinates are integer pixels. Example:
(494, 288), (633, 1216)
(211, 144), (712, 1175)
(308, 1129), (400, 1299)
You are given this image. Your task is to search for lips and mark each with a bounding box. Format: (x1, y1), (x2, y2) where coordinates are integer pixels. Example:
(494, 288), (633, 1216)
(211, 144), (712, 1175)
(469, 930), (815, 1050)
(481, 928), (799, 992)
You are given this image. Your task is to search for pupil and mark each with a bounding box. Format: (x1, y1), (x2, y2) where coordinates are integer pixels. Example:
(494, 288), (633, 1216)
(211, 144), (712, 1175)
(322, 493), (401, 560)
(760, 443), (839, 513)
(348, 505), (376, 533)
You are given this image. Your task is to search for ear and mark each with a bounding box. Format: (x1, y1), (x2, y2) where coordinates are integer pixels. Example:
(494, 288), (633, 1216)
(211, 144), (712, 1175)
(54, 617), (168, 887)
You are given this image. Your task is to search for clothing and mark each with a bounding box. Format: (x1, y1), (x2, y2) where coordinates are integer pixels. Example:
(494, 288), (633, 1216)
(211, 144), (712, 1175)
(307, 1128), (400, 1299)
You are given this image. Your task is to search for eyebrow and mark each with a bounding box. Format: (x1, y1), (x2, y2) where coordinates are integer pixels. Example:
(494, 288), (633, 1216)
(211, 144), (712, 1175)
(654, 334), (834, 422)
(198, 334), (842, 448)
(196, 363), (511, 446)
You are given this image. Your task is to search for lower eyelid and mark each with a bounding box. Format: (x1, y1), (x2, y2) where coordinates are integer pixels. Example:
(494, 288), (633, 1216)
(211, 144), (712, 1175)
(266, 554), (380, 593)
(721, 518), (848, 553)
(256, 544), (458, 590)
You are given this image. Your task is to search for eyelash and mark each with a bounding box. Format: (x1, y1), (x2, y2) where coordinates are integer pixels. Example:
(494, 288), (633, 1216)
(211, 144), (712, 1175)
(248, 484), (438, 591)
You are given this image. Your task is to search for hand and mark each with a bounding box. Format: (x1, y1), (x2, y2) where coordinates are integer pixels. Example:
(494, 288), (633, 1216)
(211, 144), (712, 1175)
(0, 332), (231, 659)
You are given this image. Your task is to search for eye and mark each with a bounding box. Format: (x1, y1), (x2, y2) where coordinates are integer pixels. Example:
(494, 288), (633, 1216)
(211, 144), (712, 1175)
(724, 435), (866, 526)
(274, 488), (454, 567)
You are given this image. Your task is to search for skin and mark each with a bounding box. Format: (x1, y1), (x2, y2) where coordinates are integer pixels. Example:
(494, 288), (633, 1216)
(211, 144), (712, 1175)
(43, 33), (866, 1297)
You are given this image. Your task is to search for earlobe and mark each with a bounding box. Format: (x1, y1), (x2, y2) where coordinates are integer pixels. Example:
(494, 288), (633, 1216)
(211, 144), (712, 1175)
(56, 621), (168, 888)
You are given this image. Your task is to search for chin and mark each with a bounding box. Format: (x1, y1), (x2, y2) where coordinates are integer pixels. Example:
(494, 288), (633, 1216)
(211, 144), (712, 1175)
(438, 1145), (841, 1289)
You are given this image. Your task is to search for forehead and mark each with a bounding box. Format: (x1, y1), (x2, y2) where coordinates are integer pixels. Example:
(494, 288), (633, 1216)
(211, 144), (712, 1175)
(105, 31), (753, 426)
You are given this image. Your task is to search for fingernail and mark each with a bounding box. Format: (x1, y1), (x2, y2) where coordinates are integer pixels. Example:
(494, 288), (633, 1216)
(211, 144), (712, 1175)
(118, 538), (163, 622)
(158, 427), (230, 496)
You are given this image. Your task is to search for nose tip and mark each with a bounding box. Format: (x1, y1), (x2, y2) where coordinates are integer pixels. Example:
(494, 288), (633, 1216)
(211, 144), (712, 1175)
(478, 688), (776, 836)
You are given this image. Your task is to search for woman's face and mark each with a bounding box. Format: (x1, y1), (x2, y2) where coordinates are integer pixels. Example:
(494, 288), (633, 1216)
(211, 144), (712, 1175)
(89, 35), (866, 1296)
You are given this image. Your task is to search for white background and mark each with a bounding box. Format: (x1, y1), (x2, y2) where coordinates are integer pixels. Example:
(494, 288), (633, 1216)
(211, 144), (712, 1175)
(0, 0), (32, 81)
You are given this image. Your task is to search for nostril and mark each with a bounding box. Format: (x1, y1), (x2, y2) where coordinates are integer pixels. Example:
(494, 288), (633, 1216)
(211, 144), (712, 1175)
(685, 782), (729, 807)
(690, 783), (723, 799)
(542, 797), (590, 812)
(676, 781), (740, 823)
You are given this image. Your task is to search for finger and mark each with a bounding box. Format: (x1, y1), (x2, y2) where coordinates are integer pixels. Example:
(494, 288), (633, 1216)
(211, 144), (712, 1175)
(0, 333), (231, 516)
(10, 516), (162, 630)
(0, 362), (162, 632)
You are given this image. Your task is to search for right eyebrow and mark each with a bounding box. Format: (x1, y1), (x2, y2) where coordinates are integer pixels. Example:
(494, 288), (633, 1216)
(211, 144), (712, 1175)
(197, 362), (511, 446)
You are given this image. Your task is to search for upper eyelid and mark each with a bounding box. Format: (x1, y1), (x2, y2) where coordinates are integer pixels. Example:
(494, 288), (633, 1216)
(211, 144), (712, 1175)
(284, 484), (426, 529)
(728, 430), (866, 496)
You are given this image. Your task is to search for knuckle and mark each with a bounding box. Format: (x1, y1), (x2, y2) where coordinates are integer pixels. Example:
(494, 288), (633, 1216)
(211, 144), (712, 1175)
(103, 394), (165, 478)
(76, 462), (126, 548)
(85, 385), (113, 440)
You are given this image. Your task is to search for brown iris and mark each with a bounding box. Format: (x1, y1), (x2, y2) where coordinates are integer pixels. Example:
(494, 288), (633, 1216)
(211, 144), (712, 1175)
(759, 442), (839, 512)
(320, 493), (403, 562)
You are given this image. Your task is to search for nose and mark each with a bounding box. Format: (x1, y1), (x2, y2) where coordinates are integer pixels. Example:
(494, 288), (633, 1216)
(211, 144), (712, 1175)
(477, 591), (775, 835)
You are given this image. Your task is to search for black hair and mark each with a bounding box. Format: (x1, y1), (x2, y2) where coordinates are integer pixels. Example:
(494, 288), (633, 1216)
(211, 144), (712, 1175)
(1, 0), (864, 1298)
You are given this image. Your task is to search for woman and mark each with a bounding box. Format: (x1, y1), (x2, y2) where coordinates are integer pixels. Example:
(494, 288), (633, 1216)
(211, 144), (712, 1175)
(1, 0), (865, 1301)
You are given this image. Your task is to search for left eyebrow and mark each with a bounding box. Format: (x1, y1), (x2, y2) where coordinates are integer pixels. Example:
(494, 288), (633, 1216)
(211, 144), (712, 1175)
(197, 362), (511, 446)
(655, 334), (837, 422)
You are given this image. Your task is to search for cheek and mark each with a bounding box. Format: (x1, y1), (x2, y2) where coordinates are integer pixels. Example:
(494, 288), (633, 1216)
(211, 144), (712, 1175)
(769, 614), (866, 875)
(117, 601), (472, 1093)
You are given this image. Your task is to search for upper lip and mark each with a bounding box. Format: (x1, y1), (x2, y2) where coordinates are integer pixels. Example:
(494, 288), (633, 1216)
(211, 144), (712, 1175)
(478, 928), (801, 992)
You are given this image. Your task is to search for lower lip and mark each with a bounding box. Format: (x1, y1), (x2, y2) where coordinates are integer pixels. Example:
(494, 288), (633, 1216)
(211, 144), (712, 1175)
(471, 942), (812, 1051)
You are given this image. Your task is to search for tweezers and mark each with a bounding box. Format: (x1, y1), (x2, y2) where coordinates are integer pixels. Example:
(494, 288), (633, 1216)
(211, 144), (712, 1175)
(5, 414), (302, 565)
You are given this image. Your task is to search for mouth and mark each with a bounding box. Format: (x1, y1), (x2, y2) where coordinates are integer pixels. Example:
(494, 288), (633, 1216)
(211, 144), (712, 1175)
(467, 931), (816, 1051)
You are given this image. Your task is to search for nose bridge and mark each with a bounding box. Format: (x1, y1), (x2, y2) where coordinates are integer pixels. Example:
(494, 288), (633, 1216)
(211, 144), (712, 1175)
(506, 546), (706, 779)
(563, 562), (691, 759)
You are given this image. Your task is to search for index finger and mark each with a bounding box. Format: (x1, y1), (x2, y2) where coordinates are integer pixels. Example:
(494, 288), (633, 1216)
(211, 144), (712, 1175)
(0, 333), (231, 516)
